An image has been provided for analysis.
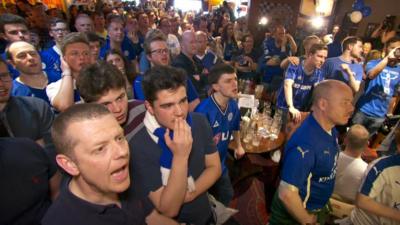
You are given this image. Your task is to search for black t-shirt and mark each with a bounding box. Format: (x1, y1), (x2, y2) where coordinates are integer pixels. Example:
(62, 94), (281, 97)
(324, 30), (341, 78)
(172, 53), (208, 99)
(42, 181), (154, 225)
(0, 138), (56, 225)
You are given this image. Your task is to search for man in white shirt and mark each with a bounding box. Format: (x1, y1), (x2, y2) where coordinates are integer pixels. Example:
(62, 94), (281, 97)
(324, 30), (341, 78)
(333, 124), (369, 203)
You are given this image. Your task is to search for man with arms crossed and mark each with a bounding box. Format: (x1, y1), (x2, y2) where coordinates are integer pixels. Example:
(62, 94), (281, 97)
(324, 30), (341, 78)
(130, 65), (221, 224)
(270, 80), (355, 225)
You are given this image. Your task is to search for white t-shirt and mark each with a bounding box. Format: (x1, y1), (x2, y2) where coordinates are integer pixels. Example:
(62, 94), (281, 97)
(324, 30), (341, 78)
(46, 78), (78, 104)
(333, 151), (368, 203)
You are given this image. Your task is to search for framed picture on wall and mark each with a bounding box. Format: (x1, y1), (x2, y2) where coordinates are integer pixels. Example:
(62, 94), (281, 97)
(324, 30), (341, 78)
(365, 23), (379, 38)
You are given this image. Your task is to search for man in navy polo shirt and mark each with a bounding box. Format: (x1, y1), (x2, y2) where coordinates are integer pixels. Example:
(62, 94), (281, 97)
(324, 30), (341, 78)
(353, 37), (400, 135)
(276, 43), (327, 123)
(321, 36), (364, 93)
(0, 137), (58, 225)
(42, 103), (177, 225)
(270, 80), (354, 225)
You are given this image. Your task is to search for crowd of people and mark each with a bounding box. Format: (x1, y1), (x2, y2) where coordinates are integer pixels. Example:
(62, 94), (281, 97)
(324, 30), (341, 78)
(0, 0), (399, 225)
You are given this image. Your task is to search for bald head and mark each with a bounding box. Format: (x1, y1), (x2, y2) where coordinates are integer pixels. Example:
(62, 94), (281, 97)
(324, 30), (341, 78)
(7, 40), (35, 54)
(195, 31), (207, 54)
(345, 124), (369, 152)
(312, 80), (352, 107)
(181, 30), (196, 57)
(7, 40), (42, 74)
(312, 79), (354, 127)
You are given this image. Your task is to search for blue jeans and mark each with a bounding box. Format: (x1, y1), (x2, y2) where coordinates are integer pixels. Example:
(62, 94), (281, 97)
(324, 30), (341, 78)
(209, 172), (234, 206)
(352, 110), (385, 136)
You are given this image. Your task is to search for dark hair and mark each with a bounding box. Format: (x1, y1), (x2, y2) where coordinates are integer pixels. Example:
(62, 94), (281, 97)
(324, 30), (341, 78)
(342, 36), (362, 51)
(77, 61), (126, 103)
(142, 65), (187, 103)
(158, 16), (170, 27)
(48, 17), (67, 29)
(106, 13), (124, 29)
(91, 10), (104, 19)
(104, 49), (135, 83)
(241, 34), (253, 44)
(0, 13), (27, 33)
(143, 29), (167, 55)
(193, 16), (208, 31)
(85, 32), (104, 45)
(208, 63), (235, 85)
(60, 32), (89, 55)
(386, 36), (400, 48)
(51, 103), (111, 155)
(221, 22), (236, 46)
(308, 43), (328, 55)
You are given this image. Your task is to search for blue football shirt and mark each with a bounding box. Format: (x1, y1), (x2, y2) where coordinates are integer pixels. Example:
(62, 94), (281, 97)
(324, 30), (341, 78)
(281, 114), (339, 210)
(195, 95), (240, 174)
(357, 59), (400, 117)
(321, 56), (363, 84)
(276, 62), (323, 110)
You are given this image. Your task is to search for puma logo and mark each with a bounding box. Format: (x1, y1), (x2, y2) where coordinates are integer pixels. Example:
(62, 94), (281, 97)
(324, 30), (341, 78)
(297, 147), (309, 158)
(373, 167), (381, 176)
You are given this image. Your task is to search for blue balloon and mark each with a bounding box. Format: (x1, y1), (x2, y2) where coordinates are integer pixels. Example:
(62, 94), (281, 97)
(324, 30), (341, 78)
(352, 1), (364, 11)
(361, 6), (372, 17)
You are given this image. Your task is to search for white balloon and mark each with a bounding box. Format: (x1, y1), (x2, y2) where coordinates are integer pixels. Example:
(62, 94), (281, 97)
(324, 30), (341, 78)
(350, 11), (363, 23)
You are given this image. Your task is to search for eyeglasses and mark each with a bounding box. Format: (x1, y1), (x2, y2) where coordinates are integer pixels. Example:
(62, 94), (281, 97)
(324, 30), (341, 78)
(0, 73), (12, 82)
(151, 48), (169, 55)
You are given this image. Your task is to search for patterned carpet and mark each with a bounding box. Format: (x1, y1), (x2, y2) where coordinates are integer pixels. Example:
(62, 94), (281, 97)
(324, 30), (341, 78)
(228, 154), (281, 225)
(231, 175), (269, 225)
